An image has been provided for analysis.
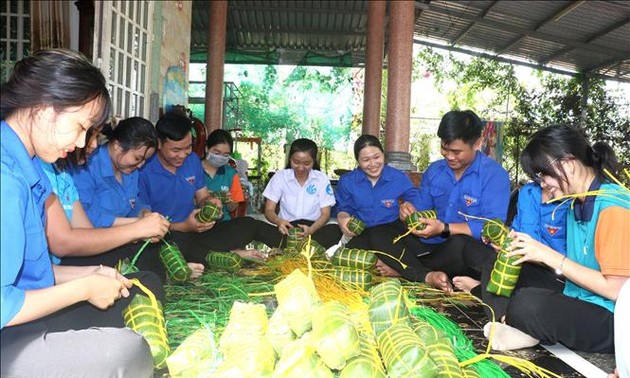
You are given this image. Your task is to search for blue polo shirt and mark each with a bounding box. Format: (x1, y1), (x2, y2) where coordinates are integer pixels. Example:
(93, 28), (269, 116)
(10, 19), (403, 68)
(138, 153), (204, 223)
(414, 151), (510, 244)
(512, 182), (568, 255)
(1, 122), (55, 328)
(70, 145), (148, 227)
(335, 165), (418, 227)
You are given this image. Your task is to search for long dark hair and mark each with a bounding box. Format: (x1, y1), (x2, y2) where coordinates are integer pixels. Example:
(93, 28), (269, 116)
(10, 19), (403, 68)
(520, 125), (619, 186)
(102, 117), (157, 153)
(286, 138), (320, 170)
(1, 49), (110, 127)
(353, 134), (383, 160)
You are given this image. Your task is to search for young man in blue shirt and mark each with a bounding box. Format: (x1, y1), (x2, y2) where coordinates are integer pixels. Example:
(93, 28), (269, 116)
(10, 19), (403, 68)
(138, 112), (276, 263)
(370, 110), (511, 291)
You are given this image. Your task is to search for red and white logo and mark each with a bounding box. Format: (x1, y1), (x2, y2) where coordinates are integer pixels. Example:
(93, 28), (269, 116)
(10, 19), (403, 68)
(463, 194), (478, 207)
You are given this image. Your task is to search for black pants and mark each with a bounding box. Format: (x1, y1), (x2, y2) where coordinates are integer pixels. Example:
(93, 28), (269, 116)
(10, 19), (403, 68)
(507, 287), (614, 353)
(61, 243), (166, 280)
(368, 220), (489, 282)
(168, 216), (281, 262)
(0, 271), (162, 378)
(269, 219), (342, 249)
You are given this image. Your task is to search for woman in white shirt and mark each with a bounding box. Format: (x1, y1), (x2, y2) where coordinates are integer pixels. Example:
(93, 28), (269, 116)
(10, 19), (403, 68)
(263, 138), (341, 248)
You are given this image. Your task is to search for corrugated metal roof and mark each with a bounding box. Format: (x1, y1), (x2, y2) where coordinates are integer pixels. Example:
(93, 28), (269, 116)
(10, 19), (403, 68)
(190, 0), (630, 82)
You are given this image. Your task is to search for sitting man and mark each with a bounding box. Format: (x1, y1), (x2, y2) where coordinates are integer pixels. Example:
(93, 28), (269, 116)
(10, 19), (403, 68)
(370, 110), (510, 291)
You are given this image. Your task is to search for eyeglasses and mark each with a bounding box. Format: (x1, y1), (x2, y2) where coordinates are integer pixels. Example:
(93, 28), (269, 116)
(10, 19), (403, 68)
(533, 158), (560, 184)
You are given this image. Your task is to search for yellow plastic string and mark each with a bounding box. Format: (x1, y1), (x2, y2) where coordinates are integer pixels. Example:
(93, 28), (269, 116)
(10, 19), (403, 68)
(130, 278), (158, 307)
(370, 250), (409, 270)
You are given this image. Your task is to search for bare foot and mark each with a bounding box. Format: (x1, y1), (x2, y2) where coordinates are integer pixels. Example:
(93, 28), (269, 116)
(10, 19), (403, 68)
(187, 262), (204, 279)
(452, 276), (480, 293)
(375, 259), (402, 277)
(484, 322), (539, 351)
(607, 368), (618, 378)
(425, 271), (453, 293)
(233, 249), (266, 261)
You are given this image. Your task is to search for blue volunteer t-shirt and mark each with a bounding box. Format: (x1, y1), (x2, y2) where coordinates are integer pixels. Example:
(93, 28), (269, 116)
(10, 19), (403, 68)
(335, 165), (418, 227)
(1, 122), (55, 328)
(71, 145), (148, 227)
(138, 153), (205, 223)
(413, 151), (510, 244)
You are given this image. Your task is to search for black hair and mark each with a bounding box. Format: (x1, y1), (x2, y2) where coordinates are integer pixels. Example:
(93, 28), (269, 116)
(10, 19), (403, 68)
(353, 134), (384, 160)
(437, 110), (483, 145)
(520, 125), (619, 186)
(102, 117), (157, 153)
(1, 49), (111, 128)
(206, 129), (234, 152)
(155, 111), (192, 142)
(286, 138), (320, 170)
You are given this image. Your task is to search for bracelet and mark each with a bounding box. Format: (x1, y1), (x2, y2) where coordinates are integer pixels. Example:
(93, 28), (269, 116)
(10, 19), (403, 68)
(555, 256), (567, 276)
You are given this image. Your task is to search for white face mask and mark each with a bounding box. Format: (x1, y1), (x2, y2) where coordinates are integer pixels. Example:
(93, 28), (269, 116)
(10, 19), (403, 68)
(207, 152), (230, 168)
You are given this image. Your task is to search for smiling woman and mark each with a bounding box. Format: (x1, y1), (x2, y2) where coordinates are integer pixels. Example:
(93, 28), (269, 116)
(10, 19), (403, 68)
(1, 49), (156, 377)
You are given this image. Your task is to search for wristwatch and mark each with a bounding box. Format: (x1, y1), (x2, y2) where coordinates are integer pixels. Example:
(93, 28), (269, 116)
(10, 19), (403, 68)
(441, 222), (450, 238)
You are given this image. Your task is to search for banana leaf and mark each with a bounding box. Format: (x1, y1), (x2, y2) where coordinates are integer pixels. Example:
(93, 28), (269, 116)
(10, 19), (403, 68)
(159, 242), (191, 284)
(462, 366), (482, 378)
(267, 307), (296, 355)
(195, 202), (222, 223)
(412, 319), (445, 345)
(206, 251), (243, 273)
(347, 217), (366, 235)
(166, 326), (216, 377)
(273, 333), (333, 378)
(286, 227), (304, 251)
(368, 280), (411, 337)
(214, 338), (275, 378)
(122, 293), (170, 369)
(425, 337), (463, 378)
(377, 323), (438, 378)
(481, 218), (509, 245)
(339, 332), (386, 378)
(219, 301), (268, 359)
(274, 269), (320, 337)
(332, 248), (377, 270)
(405, 209), (437, 231)
(486, 244), (522, 297)
(332, 267), (373, 291)
(311, 301), (360, 369)
(297, 238), (326, 258)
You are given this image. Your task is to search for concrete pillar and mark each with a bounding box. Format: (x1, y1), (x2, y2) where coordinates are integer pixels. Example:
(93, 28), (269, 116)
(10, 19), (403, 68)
(204, 1), (227, 131)
(384, 0), (415, 171)
(362, 1), (386, 137)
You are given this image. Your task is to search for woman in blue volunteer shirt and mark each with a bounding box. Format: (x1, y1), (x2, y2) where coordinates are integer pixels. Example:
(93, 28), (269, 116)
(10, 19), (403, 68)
(202, 129), (245, 221)
(335, 134), (418, 250)
(1, 49), (156, 377)
(71, 117), (157, 227)
(263, 138), (341, 248)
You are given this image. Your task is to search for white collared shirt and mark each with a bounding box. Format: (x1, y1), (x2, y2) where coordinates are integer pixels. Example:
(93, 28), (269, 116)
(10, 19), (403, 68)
(263, 168), (336, 221)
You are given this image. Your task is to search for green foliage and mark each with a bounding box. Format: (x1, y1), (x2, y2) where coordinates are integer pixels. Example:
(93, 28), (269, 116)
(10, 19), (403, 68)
(413, 46), (629, 182)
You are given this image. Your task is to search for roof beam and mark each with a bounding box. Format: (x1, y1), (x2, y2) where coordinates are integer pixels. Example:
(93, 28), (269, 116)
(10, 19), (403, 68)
(495, 1), (586, 55)
(226, 4), (367, 16)
(413, 37), (630, 83)
(424, 3), (628, 57)
(450, 0), (498, 46)
(539, 17), (630, 65)
(224, 27), (368, 37)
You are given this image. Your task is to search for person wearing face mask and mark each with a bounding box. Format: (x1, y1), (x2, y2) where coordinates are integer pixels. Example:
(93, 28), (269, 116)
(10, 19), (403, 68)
(368, 110), (510, 292)
(138, 112), (279, 264)
(263, 138), (341, 248)
(202, 129), (244, 221)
